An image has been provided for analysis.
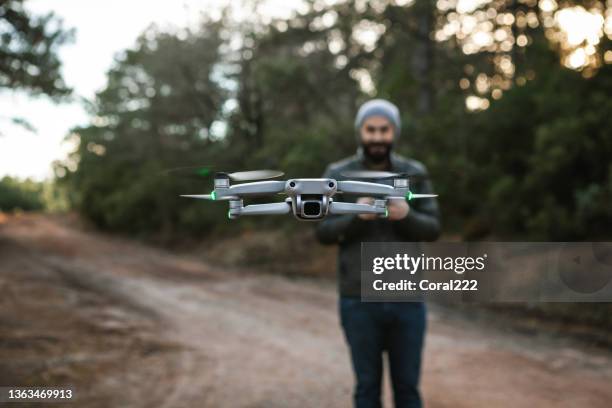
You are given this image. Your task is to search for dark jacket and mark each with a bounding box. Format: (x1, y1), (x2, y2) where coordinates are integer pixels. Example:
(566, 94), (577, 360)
(316, 150), (441, 296)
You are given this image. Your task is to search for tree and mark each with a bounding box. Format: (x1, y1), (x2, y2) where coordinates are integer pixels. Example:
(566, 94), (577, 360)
(0, 0), (73, 97)
(225, 7), (364, 178)
(57, 22), (227, 238)
(471, 63), (612, 239)
(0, 176), (44, 211)
(59, 1), (612, 241)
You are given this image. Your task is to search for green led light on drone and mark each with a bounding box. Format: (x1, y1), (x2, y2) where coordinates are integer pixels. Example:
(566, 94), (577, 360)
(384, 208), (389, 218)
(406, 191), (413, 201)
(227, 210), (231, 219)
(210, 190), (217, 200)
(196, 168), (211, 177)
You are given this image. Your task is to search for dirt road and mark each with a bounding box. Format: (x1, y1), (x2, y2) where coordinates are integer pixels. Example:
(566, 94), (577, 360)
(1, 213), (611, 407)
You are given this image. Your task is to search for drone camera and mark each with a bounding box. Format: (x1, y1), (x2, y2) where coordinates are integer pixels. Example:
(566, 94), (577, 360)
(282, 179), (336, 220)
(302, 200), (322, 217)
(298, 194), (325, 218)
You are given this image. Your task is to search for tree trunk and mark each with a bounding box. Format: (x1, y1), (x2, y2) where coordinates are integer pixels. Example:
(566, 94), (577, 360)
(413, 0), (435, 115)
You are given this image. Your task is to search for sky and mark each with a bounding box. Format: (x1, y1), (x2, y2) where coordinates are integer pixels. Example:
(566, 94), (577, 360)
(0, 0), (303, 180)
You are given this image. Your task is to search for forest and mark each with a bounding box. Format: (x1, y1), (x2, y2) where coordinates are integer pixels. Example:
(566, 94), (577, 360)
(1, 3), (612, 405)
(2, 0), (611, 242)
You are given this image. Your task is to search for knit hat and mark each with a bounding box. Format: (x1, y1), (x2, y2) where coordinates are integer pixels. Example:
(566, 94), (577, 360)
(354, 99), (401, 138)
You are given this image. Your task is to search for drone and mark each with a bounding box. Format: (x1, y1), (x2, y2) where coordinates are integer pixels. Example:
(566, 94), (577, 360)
(176, 169), (437, 221)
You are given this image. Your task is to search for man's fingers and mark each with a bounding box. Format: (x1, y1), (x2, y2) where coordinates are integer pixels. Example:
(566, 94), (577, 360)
(356, 197), (375, 205)
(387, 199), (410, 220)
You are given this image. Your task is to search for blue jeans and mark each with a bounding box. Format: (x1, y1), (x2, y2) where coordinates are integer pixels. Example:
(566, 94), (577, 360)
(339, 297), (426, 408)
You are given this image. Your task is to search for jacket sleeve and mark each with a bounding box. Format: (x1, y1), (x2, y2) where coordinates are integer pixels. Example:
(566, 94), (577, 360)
(315, 166), (370, 245)
(392, 174), (441, 241)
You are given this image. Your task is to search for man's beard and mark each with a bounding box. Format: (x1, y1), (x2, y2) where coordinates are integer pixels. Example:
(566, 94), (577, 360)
(362, 142), (392, 164)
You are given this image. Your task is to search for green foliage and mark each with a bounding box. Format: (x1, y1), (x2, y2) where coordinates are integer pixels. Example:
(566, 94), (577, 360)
(0, 176), (44, 212)
(59, 2), (612, 241)
(40, 180), (69, 212)
(0, 0), (73, 97)
(57, 23), (228, 238)
(461, 64), (612, 239)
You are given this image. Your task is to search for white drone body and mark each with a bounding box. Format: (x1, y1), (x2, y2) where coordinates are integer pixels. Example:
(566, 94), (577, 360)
(181, 171), (437, 221)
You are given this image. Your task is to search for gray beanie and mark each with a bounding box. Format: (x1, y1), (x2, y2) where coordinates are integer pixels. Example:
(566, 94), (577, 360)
(354, 99), (401, 138)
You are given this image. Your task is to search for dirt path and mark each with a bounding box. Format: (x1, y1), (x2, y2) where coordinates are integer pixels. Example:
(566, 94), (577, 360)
(1, 213), (611, 407)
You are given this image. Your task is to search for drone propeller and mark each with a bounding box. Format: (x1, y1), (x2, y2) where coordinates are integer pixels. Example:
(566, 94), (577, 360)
(388, 192), (438, 201)
(180, 193), (216, 200)
(163, 165), (215, 179)
(340, 170), (428, 181)
(341, 170), (397, 179)
(164, 166), (284, 181)
(176, 168), (284, 201)
(220, 170), (284, 181)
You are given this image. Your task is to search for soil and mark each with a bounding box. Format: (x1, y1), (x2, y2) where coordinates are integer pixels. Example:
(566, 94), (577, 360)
(1, 213), (611, 407)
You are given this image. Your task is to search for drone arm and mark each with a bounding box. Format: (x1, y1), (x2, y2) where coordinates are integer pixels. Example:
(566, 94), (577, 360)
(180, 194), (215, 200)
(336, 181), (395, 196)
(328, 201), (386, 216)
(238, 202), (292, 216)
(224, 181), (286, 197)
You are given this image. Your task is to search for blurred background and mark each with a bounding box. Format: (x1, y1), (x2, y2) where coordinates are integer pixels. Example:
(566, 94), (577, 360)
(1, 0), (611, 407)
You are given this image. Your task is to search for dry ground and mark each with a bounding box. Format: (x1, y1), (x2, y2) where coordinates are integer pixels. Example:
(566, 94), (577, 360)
(1, 213), (611, 407)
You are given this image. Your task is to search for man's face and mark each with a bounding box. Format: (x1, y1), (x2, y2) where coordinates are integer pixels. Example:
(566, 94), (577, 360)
(360, 116), (394, 163)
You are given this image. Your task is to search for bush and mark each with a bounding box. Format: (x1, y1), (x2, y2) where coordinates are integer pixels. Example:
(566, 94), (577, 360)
(0, 177), (45, 212)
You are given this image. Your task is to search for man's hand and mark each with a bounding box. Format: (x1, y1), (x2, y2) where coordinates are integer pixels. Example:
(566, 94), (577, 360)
(357, 197), (377, 220)
(356, 197), (410, 221)
(386, 197), (410, 221)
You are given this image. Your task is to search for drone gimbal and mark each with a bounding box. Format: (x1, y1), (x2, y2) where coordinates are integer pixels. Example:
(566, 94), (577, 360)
(180, 170), (437, 221)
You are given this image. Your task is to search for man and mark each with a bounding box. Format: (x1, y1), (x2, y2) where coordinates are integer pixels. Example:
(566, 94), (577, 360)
(316, 99), (441, 408)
